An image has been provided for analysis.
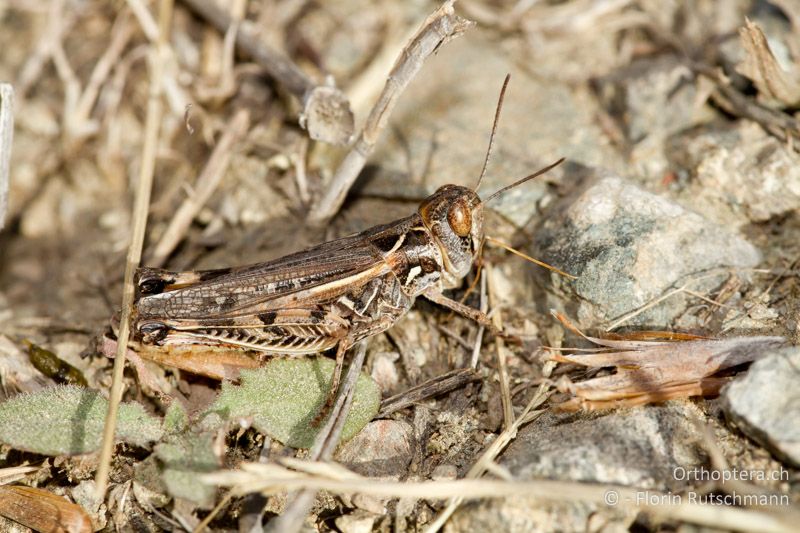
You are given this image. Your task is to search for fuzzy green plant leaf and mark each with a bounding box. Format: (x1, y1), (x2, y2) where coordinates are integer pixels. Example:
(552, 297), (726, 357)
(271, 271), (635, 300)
(155, 431), (219, 507)
(0, 385), (163, 455)
(208, 357), (380, 448)
(163, 402), (189, 434)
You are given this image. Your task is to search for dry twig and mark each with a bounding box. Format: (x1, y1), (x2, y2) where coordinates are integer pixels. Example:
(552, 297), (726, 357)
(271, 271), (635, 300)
(378, 368), (481, 418)
(94, 0), (174, 500)
(179, 0), (354, 145)
(69, 12), (136, 142)
(693, 63), (800, 148)
(148, 108), (251, 267)
(127, 0), (191, 116)
(307, 0), (473, 226)
(15, 0), (76, 99)
(424, 361), (556, 532)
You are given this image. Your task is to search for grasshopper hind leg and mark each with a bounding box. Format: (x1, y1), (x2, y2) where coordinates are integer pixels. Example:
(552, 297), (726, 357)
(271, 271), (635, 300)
(311, 338), (351, 427)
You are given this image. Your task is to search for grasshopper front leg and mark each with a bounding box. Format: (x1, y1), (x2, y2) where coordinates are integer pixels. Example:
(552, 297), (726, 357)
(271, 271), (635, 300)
(313, 278), (413, 425)
(422, 287), (515, 341)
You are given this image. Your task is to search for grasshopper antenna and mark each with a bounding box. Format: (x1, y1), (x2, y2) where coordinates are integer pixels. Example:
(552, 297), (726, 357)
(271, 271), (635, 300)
(485, 236), (576, 279)
(485, 157), (565, 203)
(474, 73), (511, 192)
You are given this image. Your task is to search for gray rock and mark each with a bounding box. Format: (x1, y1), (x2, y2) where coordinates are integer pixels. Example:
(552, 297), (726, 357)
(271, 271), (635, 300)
(431, 463), (458, 481)
(612, 56), (708, 144)
(722, 346), (800, 466)
(336, 419), (414, 478)
(502, 403), (708, 491)
(669, 121), (800, 224)
(334, 511), (377, 533)
(532, 172), (762, 328)
(446, 498), (629, 533)
(594, 55), (716, 180)
(449, 403), (708, 532)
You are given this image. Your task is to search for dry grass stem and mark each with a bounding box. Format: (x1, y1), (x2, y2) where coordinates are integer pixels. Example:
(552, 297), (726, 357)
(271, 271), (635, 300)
(205, 459), (794, 533)
(127, 0), (191, 115)
(291, 137), (311, 205)
(605, 271), (733, 331)
(16, 0), (75, 99)
(180, 0), (354, 145)
(94, 0), (174, 500)
(193, 491), (233, 533)
(487, 265), (513, 429)
(308, 0), (473, 225)
(470, 269), (487, 369)
(697, 423), (800, 523)
(0, 464), (39, 484)
(437, 325), (473, 351)
(0, 84), (13, 230)
(70, 12), (136, 140)
(149, 108), (251, 267)
(127, 0), (159, 40)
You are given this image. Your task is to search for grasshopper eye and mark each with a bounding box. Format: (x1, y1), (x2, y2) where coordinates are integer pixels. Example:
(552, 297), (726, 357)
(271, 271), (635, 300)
(447, 201), (472, 237)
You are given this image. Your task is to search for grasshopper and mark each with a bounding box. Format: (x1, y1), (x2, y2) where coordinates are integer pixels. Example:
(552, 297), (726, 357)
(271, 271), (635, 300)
(131, 76), (564, 418)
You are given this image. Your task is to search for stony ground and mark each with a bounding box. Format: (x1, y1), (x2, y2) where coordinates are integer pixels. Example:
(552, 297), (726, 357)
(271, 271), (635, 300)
(0, 0), (798, 531)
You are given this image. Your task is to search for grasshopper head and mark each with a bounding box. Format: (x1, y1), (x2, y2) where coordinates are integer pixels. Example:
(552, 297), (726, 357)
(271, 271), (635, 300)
(418, 185), (484, 286)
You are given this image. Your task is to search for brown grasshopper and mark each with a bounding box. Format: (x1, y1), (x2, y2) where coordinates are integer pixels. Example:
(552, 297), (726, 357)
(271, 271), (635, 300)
(131, 76), (564, 417)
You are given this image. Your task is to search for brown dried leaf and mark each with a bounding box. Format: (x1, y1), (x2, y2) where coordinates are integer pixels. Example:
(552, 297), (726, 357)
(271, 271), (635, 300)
(0, 485), (92, 533)
(736, 18), (800, 106)
(301, 86), (355, 145)
(550, 311), (785, 411)
(102, 335), (261, 382)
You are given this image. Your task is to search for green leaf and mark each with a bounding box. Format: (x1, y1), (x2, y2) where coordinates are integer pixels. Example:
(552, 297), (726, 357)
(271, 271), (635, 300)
(208, 357), (380, 448)
(163, 402), (189, 434)
(155, 431), (219, 507)
(0, 385), (163, 455)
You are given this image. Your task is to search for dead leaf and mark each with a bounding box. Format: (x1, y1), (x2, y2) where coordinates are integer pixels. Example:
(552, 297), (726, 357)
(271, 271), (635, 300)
(101, 334), (262, 383)
(550, 311), (785, 411)
(0, 485), (92, 533)
(736, 18), (800, 107)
